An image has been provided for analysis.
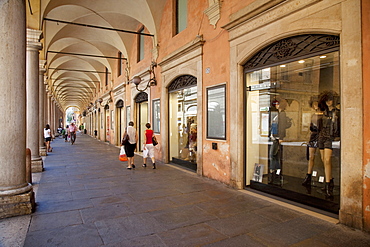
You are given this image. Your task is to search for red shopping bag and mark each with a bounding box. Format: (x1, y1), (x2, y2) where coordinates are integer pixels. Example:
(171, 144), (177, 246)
(119, 146), (128, 161)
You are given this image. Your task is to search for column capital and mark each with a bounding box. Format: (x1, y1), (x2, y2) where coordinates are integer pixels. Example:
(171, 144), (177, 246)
(27, 28), (42, 51)
(39, 60), (46, 74)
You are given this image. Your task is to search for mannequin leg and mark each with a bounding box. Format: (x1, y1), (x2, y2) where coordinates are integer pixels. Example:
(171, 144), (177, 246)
(323, 148), (333, 182)
(307, 147), (316, 174)
(302, 147), (316, 186)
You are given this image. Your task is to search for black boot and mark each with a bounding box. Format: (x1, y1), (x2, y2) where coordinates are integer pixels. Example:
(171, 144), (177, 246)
(153, 163), (156, 169)
(302, 174), (312, 186)
(325, 178), (334, 197)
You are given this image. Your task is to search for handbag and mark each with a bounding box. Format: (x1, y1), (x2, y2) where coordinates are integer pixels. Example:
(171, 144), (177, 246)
(152, 136), (158, 146)
(121, 131), (129, 145)
(119, 146), (128, 161)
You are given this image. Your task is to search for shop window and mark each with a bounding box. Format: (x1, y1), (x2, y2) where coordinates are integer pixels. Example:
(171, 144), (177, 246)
(152, 99), (160, 133)
(207, 84), (226, 139)
(245, 34), (341, 213)
(168, 75), (197, 170)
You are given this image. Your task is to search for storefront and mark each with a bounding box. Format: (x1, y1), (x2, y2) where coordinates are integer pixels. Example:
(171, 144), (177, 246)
(168, 75), (198, 171)
(116, 100), (124, 144)
(135, 92), (148, 151)
(244, 34), (341, 213)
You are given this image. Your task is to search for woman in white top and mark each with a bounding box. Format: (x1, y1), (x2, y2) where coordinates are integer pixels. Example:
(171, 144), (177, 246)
(44, 124), (52, 152)
(124, 121), (138, 169)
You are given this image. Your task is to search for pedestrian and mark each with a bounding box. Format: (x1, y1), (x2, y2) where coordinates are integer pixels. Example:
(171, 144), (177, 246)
(44, 124), (52, 152)
(65, 125), (69, 142)
(142, 123), (156, 169)
(124, 121), (138, 169)
(69, 122), (77, 145)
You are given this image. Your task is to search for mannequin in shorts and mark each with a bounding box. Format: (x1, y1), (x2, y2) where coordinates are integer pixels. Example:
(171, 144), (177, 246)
(317, 91), (340, 197)
(302, 98), (323, 186)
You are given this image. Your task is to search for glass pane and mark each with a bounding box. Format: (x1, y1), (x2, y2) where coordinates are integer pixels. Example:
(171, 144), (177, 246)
(177, 0), (187, 33)
(153, 99), (160, 133)
(246, 51), (340, 207)
(207, 85), (226, 139)
(169, 86), (197, 164)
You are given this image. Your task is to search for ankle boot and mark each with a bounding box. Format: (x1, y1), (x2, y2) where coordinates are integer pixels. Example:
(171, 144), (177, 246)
(153, 163), (156, 169)
(302, 174), (312, 186)
(325, 178), (334, 197)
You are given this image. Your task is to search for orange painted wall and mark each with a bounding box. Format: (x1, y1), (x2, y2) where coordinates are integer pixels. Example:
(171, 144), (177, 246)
(362, 0), (370, 232)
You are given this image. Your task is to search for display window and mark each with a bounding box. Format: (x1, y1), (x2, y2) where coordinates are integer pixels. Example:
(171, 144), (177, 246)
(169, 86), (197, 170)
(245, 49), (341, 213)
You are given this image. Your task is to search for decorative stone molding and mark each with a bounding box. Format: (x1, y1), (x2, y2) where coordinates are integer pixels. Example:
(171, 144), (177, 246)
(222, 0), (322, 40)
(204, 0), (221, 29)
(159, 35), (204, 73)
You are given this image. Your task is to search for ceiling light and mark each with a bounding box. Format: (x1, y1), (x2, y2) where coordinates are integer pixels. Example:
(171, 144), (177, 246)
(298, 60), (305, 64)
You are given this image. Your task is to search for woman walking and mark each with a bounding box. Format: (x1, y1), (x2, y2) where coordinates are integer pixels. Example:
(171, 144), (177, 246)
(124, 121), (138, 169)
(142, 123), (156, 169)
(44, 124), (52, 152)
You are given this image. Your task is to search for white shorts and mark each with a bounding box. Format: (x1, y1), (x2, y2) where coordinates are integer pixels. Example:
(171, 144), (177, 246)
(143, 144), (155, 158)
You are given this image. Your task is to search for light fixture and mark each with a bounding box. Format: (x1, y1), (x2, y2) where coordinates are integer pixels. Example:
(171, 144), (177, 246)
(320, 55), (327, 59)
(132, 61), (157, 92)
(298, 60), (305, 64)
(280, 65), (286, 68)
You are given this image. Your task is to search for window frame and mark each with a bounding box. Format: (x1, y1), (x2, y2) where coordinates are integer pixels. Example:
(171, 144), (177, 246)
(206, 84), (226, 140)
(152, 99), (161, 133)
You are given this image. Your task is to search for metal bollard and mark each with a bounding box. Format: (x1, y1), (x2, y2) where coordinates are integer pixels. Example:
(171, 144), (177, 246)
(26, 148), (32, 184)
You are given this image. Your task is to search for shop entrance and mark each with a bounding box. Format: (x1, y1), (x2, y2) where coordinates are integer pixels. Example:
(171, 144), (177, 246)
(168, 75), (197, 171)
(244, 34), (341, 213)
(135, 92), (148, 152)
(116, 100), (124, 144)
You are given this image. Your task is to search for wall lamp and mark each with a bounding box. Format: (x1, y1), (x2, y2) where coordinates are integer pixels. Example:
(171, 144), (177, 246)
(96, 98), (103, 106)
(132, 61), (157, 92)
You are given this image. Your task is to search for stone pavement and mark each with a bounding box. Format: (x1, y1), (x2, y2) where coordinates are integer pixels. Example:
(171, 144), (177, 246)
(1, 132), (370, 247)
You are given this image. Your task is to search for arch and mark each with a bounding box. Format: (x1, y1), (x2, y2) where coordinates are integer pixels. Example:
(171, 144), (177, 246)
(243, 34), (340, 71)
(134, 92), (148, 103)
(116, 99), (124, 108)
(168, 75), (197, 92)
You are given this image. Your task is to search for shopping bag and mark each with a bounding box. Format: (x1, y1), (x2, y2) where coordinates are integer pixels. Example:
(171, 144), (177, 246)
(119, 146), (128, 161)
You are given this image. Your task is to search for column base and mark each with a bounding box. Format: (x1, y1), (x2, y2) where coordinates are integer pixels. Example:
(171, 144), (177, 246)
(39, 147), (47, 156)
(31, 158), (43, 173)
(0, 191), (35, 219)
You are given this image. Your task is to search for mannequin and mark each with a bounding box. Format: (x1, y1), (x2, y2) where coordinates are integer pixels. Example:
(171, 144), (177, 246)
(269, 98), (289, 184)
(317, 91), (340, 197)
(302, 99), (323, 186)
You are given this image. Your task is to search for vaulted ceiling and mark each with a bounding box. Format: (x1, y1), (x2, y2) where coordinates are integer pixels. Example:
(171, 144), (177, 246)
(27, 0), (166, 111)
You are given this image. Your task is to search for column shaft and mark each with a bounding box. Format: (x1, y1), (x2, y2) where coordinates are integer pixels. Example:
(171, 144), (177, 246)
(0, 0), (34, 219)
(26, 28), (43, 172)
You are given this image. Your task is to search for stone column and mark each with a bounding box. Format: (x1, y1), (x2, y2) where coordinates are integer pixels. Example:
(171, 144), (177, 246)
(26, 29), (43, 172)
(39, 61), (47, 156)
(46, 92), (51, 127)
(0, 0), (34, 218)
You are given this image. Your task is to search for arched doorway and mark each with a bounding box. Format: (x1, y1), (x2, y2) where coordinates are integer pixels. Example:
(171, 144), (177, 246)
(104, 104), (110, 142)
(135, 92), (148, 151)
(244, 34), (341, 213)
(116, 100), (124, 144)
(168, 75), (197, 171)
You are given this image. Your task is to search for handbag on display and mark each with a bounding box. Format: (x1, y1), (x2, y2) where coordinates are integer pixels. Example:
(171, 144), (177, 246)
(152, 136), (158, 146)
(119, 146), (128, 161)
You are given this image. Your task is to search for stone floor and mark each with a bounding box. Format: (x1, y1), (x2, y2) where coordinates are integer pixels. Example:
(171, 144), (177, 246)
(1, 132), (370, 247)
